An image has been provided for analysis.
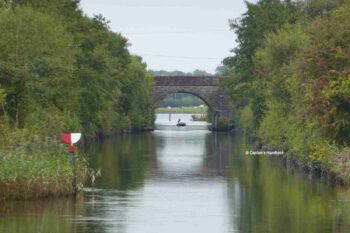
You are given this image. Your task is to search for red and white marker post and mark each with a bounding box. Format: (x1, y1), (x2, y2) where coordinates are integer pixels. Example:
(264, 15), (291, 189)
(60, 133), (81, 194)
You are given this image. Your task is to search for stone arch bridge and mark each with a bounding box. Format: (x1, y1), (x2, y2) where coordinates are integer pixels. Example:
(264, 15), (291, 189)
(151, 76), (232, 118)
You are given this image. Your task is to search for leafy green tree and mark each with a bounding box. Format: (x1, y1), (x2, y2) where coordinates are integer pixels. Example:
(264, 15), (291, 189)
(0, 1), (154, 137)
(250, 3), (349, 163)
(0, 0), (156, 199)
(299, 3), (350, 144)
(254, 24), (310, 150)
(224, 0), (304, 131)
(305, 0), (346, 17)
(120, 56), (154, 129)
(0, 7), (77, 133)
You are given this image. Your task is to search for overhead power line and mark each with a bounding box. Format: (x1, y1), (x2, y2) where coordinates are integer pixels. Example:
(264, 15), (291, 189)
(138, 54), (225, 60)
(123, 29), (232, 35)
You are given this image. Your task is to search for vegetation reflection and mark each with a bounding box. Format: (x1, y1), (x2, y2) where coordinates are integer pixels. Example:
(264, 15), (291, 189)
(86, 133), (155, 190)
(227, 134), (350, 233)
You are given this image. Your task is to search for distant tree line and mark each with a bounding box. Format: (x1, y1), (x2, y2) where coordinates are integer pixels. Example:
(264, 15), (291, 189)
(149, 69), (213, 76)
(221, 0), (350, 178)
(158, 93), (205, 108)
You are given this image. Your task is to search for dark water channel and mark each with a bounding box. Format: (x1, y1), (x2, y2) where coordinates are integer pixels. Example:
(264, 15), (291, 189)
(0, 113), (349, 233)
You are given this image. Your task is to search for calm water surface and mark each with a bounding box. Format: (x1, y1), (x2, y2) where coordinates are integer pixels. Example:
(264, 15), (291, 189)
(1, 113), (350, 233)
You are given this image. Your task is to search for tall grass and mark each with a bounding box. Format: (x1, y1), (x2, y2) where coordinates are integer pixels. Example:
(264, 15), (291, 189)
(0, 127), (88, 201)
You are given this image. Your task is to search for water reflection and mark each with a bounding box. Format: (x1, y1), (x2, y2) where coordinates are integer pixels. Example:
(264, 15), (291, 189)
(77, 129), (233, 233)
(0, 114), (350, 233)
(154, 130), (209, 179)
(86, 133), (155, 190)
(227, 136), (350, 233)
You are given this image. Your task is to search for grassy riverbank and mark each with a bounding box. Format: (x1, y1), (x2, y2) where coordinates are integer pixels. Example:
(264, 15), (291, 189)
(156, 106), (208, 114)
(246, 136), (350, 185)
(0, 127), (88, 201)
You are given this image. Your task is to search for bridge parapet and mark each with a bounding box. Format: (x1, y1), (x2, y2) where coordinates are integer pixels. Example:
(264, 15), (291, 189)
(154, 76), (220, 86)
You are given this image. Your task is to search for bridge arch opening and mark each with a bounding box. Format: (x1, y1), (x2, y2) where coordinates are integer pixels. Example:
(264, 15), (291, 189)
(151, 76), (233, 130)
(154, 92), (212, 124)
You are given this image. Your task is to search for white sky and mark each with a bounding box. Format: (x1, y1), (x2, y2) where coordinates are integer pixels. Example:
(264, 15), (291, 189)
(79, 0), (252, 73)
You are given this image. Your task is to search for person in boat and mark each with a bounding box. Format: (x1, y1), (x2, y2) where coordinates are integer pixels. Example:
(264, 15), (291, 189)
(177, 119), (186, 126)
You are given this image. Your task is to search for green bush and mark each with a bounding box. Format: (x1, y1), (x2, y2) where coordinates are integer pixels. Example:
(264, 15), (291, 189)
(211, 117), (231, 131)
(239, 105), (254, 133)
(331, 149), (350, 183)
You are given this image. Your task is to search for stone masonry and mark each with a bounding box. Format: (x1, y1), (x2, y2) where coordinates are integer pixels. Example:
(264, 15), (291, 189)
(151, 76), (232, 117)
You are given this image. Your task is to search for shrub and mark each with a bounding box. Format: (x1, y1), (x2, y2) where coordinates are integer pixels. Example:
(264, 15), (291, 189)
(331, 149), (350, 183)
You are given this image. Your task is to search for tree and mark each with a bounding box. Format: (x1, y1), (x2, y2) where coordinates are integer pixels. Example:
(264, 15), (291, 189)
(300, 3), (350, 144)
(0, 7), (77, 133)
(0, 1), (155, 137)
(223, 0), (303, 131)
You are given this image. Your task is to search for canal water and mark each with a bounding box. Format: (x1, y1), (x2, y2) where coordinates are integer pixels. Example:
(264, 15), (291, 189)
(0, 113), (350, 233)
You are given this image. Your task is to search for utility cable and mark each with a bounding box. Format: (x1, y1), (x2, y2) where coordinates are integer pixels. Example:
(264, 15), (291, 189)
(138, 54), (225, 60)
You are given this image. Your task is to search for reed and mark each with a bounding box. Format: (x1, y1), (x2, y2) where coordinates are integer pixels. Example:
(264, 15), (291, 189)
(0, 128), (88, 201)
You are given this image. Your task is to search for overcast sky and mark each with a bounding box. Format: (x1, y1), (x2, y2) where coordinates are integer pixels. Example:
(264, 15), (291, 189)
(79, 0), (252, 73)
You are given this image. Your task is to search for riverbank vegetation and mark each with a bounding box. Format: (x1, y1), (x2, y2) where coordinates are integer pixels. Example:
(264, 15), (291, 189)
(222, 0), (350, 183)
(158, 93), (206, 108)
(191, 114), (207, 122)
(0, 1), (153, 199)
(0, 126), (88, 200)
(156, 106), (208, 114)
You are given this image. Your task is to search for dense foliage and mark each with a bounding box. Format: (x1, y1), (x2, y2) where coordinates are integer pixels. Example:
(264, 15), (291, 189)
(223, 0), (350, 180)
(0, 1), (153, 137)
(0, 0), (153, 199)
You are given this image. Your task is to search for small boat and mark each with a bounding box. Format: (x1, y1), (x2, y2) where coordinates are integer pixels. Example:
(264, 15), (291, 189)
(177, 122), (186, 127)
